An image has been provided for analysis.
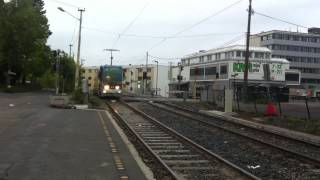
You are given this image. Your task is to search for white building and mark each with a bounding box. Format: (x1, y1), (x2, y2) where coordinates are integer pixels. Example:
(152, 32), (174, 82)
(169, 45), (300, 97)
(122, 64), (170, 97)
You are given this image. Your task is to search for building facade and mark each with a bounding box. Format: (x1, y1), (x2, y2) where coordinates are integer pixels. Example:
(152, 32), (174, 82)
(169, 45), (298, 98)
(82, 66), (99, 94)
(251, 29), (320, 94)
(122, 64), (170, 97)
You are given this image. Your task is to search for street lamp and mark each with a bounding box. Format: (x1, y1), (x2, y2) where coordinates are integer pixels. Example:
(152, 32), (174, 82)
(154, 60), (159, 96)
(58, 7), (85, 89)
(103, 49), (120, 66)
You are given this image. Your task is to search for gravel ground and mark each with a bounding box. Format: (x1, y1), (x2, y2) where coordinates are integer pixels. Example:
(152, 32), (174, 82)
(132, 102), (320, 180)
(156, 102), (320, 162)
(112, 102), (244, 180)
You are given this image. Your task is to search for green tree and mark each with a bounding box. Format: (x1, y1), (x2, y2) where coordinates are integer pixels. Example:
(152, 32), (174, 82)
(58, 52), (76, 93)
(0, 0), (51, 88)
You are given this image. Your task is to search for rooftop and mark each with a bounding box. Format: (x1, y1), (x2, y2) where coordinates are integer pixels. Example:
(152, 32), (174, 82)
(253, 29), (320, 37)
(182, 45), (271, 59)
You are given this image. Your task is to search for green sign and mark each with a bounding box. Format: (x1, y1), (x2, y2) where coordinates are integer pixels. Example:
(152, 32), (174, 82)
(271, 64), (283, 75)
(233, 63), (260, 73)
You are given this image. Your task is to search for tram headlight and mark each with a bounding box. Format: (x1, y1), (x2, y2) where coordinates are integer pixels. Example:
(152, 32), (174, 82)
(115, 85), (120, 90)
(104, 85), (110, 90)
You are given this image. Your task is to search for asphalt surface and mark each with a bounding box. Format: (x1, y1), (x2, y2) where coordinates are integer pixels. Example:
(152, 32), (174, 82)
(0, 92), (147, 180)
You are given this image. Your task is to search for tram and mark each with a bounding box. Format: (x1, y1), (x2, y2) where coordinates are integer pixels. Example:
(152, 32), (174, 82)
(98, 65), (123, 97)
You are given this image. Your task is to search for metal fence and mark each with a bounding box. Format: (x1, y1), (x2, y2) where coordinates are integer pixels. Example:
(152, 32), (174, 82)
(201, 86), (320, 120)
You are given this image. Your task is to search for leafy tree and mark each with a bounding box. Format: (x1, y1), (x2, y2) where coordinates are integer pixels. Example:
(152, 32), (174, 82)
(0, 0), (52, 88)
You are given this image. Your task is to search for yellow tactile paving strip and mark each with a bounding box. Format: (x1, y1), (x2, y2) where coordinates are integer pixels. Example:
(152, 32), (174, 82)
(98, 111), (129, 179)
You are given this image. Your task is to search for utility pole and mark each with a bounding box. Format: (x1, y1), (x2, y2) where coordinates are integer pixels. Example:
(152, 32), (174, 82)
(55, 52), (60, 95)
(154, 60), (159, 96)
(75, 8), (85, 89)
(104, 49), (120, 66)
(69, 44), (73, 58)
(244, 0), (252, 86)
(144, 52), (148, 94)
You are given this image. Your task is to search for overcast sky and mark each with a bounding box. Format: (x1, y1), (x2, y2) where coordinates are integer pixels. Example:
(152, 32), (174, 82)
(44, 0), (320, 66)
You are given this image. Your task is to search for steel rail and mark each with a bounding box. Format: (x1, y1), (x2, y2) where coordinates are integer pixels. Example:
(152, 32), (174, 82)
(115, 100), (260, 180)
(157, 101), (320, 147)
(106, 101), (181, 180)
(150, 101), (320, 166)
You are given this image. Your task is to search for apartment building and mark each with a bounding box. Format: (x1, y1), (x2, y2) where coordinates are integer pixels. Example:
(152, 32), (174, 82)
(81, 66), (99, 94)
(169, 45), (299, 97)
(251, 28), (320, 94)
(122, 64), (170, 97)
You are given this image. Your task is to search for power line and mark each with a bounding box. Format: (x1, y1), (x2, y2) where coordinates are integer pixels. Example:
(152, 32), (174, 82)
(112, 0), (151, 48)
(148, 54), (182, 60)
(70, 18), (78, 45)
(147, 0), (244, 51)
(47, 0), (82, 9)
(84, 26), (244, 41)
(253, 11), (308, 29)
(218, 33), (245, 48)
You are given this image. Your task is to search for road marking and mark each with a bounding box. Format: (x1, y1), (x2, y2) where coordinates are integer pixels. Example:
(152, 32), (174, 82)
(97, 111), (128, 178)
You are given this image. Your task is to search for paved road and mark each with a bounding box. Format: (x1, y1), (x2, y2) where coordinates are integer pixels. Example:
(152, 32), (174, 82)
(0, 92), (147, 180)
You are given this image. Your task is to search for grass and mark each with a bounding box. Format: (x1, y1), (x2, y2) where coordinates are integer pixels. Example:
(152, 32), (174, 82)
(89, 96), (105, 109)
(264, 116), (320, 135)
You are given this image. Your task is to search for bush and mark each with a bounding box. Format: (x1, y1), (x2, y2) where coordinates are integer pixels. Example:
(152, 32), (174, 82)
(71, 89), (85, 104)
(89, 96), (103, 108)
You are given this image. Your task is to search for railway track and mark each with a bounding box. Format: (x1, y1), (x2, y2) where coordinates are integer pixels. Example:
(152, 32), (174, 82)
(106, 100), (259, 180)
(129, 101), (320, 179)
(152, 101), (320, 164)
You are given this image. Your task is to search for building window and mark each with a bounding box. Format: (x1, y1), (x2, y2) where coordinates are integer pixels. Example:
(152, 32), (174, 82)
(220, 65), (227, 74)
(216, 53), (221, 60)
(236, 51), (242, 57)
(207, 55), (212, 61)
(205, 67), (217, 75)
(88, 77), (92, 80)
(88, 69), (92, 73)
(190, 68), (204, 76)
(138, 68), (142, 72)
(88, 83), (91, 87)
(199, 56), (204, 63)
(254, 52), (264, 59)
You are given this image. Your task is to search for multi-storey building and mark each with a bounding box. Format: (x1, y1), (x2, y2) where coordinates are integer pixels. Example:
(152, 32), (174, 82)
(169, 45), (299, 98)
(122, 64), (170, 97)
(81, 66), (99, 94)
(251, 28), (320, 94)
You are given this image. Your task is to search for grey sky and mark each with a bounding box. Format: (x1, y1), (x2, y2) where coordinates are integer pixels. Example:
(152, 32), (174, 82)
(44, 0), (320, 66)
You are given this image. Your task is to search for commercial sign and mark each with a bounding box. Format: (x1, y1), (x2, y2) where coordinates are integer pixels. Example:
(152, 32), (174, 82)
(232, 62), (287, 81)
(233, 62), (260, 73)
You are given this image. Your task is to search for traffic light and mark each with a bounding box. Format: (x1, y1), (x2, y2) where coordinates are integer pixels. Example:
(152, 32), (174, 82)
(143, 72), (147, 80)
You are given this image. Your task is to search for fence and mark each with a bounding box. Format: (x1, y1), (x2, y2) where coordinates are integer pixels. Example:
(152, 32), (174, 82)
(201, 86), (320, 120)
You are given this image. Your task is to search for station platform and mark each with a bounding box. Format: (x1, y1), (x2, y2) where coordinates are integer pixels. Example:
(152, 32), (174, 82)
(0, 92), (148, 180)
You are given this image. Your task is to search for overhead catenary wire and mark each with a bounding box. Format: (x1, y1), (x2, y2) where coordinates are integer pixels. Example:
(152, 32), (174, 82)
(112, 0), (151, 48)
(47, 0), (82, 9)
(84, 26), (244, 39)
(218, 33), (246, 48)
(253, 11), (309, 29)
(70, 18), (78, 45)
(147, 0), (245, 51)
(148, 54), (182, 60)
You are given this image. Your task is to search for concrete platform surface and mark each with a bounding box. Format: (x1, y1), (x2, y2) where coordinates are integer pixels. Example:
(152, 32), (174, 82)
(0, 92), (148, 180)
